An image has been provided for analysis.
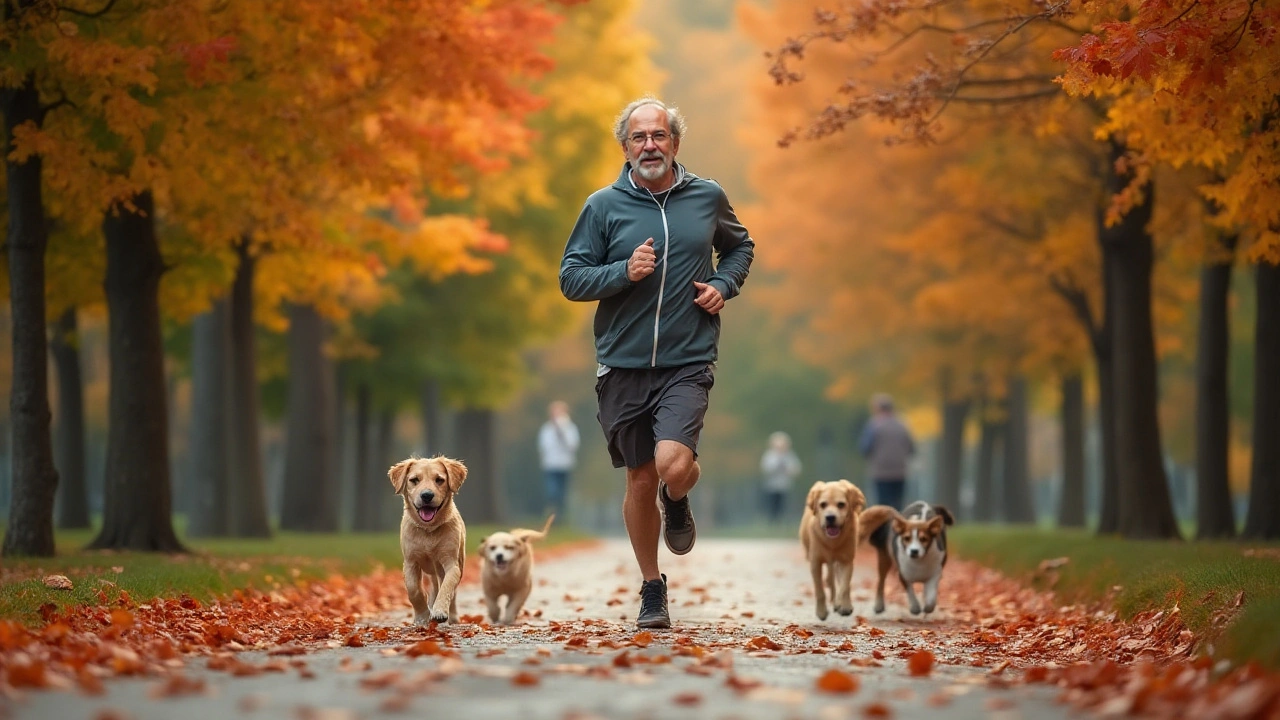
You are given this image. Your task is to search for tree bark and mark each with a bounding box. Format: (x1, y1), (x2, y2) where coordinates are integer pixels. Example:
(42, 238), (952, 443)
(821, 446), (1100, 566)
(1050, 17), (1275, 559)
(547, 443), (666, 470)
(973, 400), (1001, 523)
(227, 242), (271, 537)
(89, 192), (184, 552)
(935, 368), (969, 518)
(1243, 261), (1280, 539)
(1195, 234), (1238, 539)
(186, 299), (232, 537)
(280, 304), (339, 532)
(1058, 373), (1086, 527)
(50, 308), (90, 530)
(1096, 329), (1120, 534)
(452, 407), (501, 524)
(375, 408), (397, 529)
(1102, 140), (1180, 539)
(2, 73), (60, 557)
(1002, 376), (1036, 523)
(421, 379), (441, 455)
(351, 383), (379, 531)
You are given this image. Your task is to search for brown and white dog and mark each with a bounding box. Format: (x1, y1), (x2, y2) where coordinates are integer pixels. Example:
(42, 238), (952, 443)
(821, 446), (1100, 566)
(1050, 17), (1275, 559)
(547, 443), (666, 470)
(478, 514), (555, 625)
(799, 479), (867, 620)
(860, 500), (954, 616)
(388, 456), (468, 625)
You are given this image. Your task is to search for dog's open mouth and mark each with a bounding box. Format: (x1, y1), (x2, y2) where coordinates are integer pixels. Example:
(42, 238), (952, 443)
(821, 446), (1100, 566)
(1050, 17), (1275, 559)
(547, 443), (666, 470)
(824, 523), (841, 538)
(492, 558), (510, 570)
(416, 505), (440, 523)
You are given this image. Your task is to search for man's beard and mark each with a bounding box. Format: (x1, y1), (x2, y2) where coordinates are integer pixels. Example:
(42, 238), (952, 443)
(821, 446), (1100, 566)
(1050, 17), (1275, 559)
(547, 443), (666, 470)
(633, 151), (671, 181)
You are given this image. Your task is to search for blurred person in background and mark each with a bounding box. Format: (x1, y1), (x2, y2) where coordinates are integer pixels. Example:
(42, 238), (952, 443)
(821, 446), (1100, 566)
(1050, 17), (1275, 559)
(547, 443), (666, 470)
(538, 400), (580, 520)
(760, 431), (801, 523)
(858, 393), (915, 510)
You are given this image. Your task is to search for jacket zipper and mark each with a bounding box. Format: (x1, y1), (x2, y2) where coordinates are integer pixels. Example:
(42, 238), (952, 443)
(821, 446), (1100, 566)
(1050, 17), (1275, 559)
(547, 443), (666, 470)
(648, 189), (671, 367)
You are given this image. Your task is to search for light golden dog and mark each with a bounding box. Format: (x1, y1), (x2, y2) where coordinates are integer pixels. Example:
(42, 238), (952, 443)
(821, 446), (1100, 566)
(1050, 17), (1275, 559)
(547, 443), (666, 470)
(799, 479), (867, 620)
(388, 455), (467, 625)
(477, 514), (555, 625)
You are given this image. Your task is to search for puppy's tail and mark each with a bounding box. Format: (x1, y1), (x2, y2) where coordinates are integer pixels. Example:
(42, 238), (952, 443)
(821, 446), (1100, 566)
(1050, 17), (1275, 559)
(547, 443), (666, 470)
(858, 505), (902, 545)
(513, 513), (555, 543)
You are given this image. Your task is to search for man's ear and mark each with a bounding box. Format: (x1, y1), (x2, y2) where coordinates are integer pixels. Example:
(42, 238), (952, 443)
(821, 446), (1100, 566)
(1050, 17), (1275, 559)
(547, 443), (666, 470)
(388, 460), (412, 494)
(806, 481), (824, 513)
(441, 457), (468, 493)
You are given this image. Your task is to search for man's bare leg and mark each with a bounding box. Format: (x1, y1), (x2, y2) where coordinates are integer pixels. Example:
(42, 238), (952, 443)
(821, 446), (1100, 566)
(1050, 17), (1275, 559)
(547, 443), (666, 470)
(623, 461), (662, 581)
(656, 440), (699, 500)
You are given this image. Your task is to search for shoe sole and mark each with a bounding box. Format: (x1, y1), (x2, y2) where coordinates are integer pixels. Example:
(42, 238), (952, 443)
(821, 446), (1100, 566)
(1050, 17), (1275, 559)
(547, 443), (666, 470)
(636, 617), (672, 629)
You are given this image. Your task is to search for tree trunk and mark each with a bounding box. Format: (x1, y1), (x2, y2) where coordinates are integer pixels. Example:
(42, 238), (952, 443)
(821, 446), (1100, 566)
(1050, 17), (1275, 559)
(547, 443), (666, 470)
(452, 407), (501, 524)
(375, 408), (397, 528)
(1, 74), (59, 557)
(1096, 333), (1120, 534)
(280, 304), (339, 532)
(50, 308), (90, 530)
(186, 299), (232, 537)
(935, 368), (969, 518)
(1002, 376), (1035, 523)
(973, 401), (1001, 523)
(1243, 261), (1280, 539)
(89, 191), (184, 552)
(1058, 373), (1086, 527)
(1195, 234), (1239, 539)
(352, 383), (378, 531)
(227, 242), (271, 537)
(421, 379), (441, 455)
(1103, 140), (1180, 539)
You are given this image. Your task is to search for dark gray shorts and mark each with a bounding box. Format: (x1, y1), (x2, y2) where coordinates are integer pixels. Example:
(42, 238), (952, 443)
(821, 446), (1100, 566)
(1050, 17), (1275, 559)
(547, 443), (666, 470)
(594, 363), (715, 469)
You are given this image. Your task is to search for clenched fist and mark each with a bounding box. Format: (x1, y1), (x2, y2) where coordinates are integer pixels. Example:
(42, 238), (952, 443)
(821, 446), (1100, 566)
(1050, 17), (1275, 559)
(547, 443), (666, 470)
(627, 238), (657, 282)
(693, 281), (724, 315)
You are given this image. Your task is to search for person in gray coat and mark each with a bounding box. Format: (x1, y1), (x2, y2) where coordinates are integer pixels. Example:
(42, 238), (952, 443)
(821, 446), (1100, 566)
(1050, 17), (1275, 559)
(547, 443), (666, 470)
(559, 96), (755, 629)
(858, 393), (916, 510)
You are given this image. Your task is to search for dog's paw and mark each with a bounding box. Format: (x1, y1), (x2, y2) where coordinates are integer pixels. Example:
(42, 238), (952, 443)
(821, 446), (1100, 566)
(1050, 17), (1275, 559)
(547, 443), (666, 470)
(908, 601), (922, 615)
(923, 602), (937, 614)
(835, 605), (853, 616)
(413, 613), (433, 626)
(430, 609), (449, 623)
(873, 599), (885, 614)
(815, 604), (829, 621)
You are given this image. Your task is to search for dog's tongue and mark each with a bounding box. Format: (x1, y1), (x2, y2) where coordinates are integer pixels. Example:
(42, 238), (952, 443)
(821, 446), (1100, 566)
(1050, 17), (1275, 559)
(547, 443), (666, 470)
(825, 526), (840, 538)
(418, 507), (438, 523)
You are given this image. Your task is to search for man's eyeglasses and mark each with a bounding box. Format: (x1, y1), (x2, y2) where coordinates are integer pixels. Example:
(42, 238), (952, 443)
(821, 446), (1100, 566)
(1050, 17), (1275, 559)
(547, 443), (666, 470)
(627, 131), (672, 147)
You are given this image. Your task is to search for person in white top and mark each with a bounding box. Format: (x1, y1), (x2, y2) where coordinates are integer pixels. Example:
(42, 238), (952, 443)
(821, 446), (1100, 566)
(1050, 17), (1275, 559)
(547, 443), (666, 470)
(760, 431), (802, 523)
(538, 400), (580, 519)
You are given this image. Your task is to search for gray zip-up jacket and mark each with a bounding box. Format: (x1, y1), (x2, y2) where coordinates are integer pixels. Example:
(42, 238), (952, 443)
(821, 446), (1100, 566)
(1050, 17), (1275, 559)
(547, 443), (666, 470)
(559, 162), (755, 369)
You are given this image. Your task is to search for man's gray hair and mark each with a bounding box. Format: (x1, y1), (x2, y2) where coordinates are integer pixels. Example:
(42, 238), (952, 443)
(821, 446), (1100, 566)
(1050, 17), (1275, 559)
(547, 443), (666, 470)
(613, 96), (688, 146)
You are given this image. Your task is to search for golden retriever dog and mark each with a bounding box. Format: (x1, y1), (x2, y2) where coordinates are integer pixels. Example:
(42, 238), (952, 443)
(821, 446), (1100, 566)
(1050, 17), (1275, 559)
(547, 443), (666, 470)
(388, 455), (468, 625)
(477, 514), (555, 624)
(799, 479), (867, 620)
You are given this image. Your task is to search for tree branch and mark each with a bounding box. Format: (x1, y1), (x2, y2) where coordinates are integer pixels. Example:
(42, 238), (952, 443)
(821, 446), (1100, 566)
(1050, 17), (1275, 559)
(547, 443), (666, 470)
(56, 0), (115, 18)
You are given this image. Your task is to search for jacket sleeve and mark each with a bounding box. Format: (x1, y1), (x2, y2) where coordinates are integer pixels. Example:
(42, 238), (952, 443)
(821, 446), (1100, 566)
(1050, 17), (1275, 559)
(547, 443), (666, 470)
(560, 201), (632, 302)
(706, 187), (754, 301)
(858, 423), (876, 458)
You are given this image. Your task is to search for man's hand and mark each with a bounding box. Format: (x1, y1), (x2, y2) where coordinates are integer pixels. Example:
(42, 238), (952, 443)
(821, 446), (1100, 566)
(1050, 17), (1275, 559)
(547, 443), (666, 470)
(693, 281), (724, 315)
(627, 238), (656, 282)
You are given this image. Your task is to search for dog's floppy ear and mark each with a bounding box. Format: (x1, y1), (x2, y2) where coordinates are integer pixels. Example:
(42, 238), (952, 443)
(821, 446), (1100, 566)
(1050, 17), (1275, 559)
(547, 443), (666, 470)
(388, 459), (413, 494)
(805, 481), (824, 512)
(440, 456), (468, 493)
(477, 535), (489, 554)
(933, 505), (955, 526)
(926, 515), (945, 533)
(840, 480), (866, 512)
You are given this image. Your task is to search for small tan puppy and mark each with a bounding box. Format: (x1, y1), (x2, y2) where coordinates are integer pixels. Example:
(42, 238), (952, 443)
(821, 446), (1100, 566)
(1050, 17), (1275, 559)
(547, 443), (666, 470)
(388, 455), (468, 625)
(477, 514), (555, 624)
(799, 479), (867, 620)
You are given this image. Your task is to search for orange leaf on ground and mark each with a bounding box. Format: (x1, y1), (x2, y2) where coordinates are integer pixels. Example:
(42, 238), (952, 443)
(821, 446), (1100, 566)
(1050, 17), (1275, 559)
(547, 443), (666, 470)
(344, 634), (364, 648)
(816, 668), (860, 693)
(511, 671), (540, 686)
(863, 702), (894, 717)
(43, 575), (73, 590)
(725, 674), (762, 693)
(147, 674), (207, 698)
(672, 692), (703, 705)
(8, 660), (48, 688)
(746, 636), (782, 651)
(907, 650), (934, 677)
(631, 631), (654, 647)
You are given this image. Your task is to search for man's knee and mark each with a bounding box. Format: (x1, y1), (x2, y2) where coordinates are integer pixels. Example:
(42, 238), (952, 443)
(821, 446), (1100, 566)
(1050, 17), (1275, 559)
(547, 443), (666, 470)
(655, 441), (696, 483)
(626, 463), (660, 493)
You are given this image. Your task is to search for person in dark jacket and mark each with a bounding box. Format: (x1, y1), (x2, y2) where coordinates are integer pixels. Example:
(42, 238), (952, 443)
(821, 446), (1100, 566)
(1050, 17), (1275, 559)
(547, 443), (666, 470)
(858, 393), (916, 510)
(559, 96), (755, 629)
